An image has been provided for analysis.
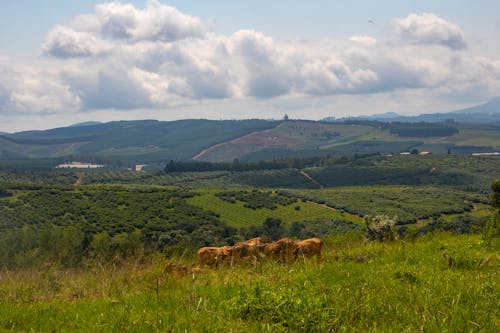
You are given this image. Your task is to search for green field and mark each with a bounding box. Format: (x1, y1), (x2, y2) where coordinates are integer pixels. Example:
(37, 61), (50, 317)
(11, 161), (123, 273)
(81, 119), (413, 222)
(187, 189), (362, 227)
(285, 186), (480, 224)
(0, 233), (497, 332)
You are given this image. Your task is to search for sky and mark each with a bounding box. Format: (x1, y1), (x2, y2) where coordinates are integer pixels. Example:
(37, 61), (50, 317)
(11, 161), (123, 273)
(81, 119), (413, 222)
(1, 0), (500, 132)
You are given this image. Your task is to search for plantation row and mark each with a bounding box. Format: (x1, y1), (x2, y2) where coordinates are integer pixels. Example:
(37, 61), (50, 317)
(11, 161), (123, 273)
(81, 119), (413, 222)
(283, 186), (486, 224)
(215, 190), (297, 210)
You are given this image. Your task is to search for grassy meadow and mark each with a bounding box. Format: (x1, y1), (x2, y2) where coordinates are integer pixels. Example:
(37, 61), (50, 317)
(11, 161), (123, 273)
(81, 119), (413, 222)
(0, 233), (498, 332)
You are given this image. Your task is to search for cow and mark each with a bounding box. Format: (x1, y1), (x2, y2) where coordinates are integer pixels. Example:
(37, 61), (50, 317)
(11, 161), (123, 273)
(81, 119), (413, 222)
(264, 237), (297, 263)
(293, 238), (323, 262)
(238, 236), (271, 247)
(197, 246), (232, 267)
(230, 236), (270, 265)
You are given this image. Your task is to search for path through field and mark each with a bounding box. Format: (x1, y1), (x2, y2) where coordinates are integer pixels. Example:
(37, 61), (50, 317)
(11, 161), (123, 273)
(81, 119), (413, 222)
(75, 173), (83, 186)
(300, 170), (323, 188)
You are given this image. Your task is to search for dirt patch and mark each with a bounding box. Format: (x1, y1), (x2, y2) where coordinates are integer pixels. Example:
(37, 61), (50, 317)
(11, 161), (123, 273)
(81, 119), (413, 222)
(193, 126), (302, 160)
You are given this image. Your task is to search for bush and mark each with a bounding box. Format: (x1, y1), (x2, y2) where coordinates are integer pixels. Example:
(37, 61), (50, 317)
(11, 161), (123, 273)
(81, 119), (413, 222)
(482, 180), (500, 246)
(364, 215), (398, 241)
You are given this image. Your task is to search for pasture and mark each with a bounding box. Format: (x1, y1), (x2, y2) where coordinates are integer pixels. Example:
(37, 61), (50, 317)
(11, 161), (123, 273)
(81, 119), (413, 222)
(0, 233), (497, 332)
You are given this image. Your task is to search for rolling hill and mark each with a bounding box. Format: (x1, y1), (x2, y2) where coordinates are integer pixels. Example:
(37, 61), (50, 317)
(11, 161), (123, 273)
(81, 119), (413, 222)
(1, 100), (499, 166)
(194, 120), (500, 162)
(0, 119), (278, 164)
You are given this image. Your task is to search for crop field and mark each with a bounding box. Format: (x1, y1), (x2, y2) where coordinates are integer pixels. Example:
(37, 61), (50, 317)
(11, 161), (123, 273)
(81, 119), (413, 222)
(284, 186), (482, 224)
(0, 233), (497, 332)
(187, 189), (362, 228)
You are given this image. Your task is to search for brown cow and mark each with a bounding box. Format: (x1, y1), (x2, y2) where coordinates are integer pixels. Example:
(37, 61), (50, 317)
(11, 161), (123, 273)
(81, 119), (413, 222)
(237, 236), (271, 247)
(197, 246), (232, 267)
(264, 237), (297, 263)
(293, 238), (323, 262)
(230, 236), (270, 265)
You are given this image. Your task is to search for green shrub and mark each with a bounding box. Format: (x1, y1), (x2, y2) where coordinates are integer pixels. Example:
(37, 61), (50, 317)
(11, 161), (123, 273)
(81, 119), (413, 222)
(364, 215), (398, 241)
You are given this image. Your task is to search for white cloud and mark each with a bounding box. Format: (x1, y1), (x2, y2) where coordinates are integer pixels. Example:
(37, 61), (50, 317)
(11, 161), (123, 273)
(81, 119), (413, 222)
(393, 13), (467, 50)
(43, 26), (111, 58)
(349, 36), (377, 46)
(0, 57), (81, 114)
(0, 3), (499, 120)
(95, 0), (205, 42)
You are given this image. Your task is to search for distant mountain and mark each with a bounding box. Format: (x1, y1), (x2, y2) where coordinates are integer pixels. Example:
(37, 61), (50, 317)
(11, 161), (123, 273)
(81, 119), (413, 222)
(0, 132), (9, 136)
(70, 121), (102, 127)
(329, 98), (500, 124)
(0, 119), (278, 163)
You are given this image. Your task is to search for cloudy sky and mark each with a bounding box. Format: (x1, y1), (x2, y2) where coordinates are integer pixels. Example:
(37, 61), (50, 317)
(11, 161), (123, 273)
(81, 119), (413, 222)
(1, 0), (500, 132)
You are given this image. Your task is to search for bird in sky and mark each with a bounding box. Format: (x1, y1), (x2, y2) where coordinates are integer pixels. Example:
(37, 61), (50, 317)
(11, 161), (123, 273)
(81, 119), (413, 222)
(368, 20), (375, 24)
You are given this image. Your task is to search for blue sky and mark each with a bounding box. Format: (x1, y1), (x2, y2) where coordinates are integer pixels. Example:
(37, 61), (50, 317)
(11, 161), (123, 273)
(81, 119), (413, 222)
(1, 1), (500, 131)
(2, 0), (499, 56)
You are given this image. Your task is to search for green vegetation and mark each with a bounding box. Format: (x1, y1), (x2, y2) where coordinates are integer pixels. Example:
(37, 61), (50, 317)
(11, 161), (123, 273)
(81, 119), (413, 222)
(387, 121), (459, 137)
(84, 155), (500, 191)
(0, 165), (498, 331)
(303, 155), (500, 191)
(2, 119), (499, 165)
(285, 186), (478, 224)
(482, 180), (500, 246)
(0, 233), (497, 332)
(187, 189), (361, 228)
(0, 119), (278, 163)
(0, 169), (78, 185)
(215, 190), (297, 209)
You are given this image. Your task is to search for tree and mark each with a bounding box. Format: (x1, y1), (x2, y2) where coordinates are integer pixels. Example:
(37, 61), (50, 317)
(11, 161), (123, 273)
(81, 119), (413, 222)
(482, 180), (500, 246)
(491, 180), (500, 209)
(0, 185), (11, 198)
(262, 217), (285, 241)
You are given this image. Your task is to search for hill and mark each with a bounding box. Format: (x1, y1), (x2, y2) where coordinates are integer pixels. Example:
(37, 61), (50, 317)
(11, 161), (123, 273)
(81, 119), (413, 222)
(194, 120), (500, 162)
(331, 97), (500, 124)
(0, 117), (499, 166)
(0, 119), (277, 164)
(70, 121), (103, 127)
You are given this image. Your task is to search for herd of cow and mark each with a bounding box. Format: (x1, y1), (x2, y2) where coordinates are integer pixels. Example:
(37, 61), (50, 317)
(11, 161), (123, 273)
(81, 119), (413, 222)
(197, 236), (323, 267)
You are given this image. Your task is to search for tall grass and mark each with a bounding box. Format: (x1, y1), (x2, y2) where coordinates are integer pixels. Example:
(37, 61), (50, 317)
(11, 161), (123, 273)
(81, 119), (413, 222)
(0, 233), (498, 332)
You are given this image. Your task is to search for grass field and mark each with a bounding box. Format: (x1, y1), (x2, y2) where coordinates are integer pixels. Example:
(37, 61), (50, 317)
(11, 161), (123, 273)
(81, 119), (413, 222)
(0, 233), (497, 332)
(187, 189), (363, 227)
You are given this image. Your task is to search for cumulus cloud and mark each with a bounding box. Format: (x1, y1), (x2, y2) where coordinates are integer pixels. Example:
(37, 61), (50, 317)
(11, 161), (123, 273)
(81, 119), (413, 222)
(43, 26), (111, 58)
(0, 57), (80, 114)
(393, 13), (467, 50)
(43, 0), (205, 58)
(95, 0), (205, 42)
(1, 3), (499, 117)
(349, 36), (377, 46)
(61, 65), (152, 110)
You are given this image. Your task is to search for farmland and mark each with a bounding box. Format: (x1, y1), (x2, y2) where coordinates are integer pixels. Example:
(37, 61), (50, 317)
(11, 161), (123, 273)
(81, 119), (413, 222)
(0, 160), (498, 332)
(187, 189), (363, 228)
